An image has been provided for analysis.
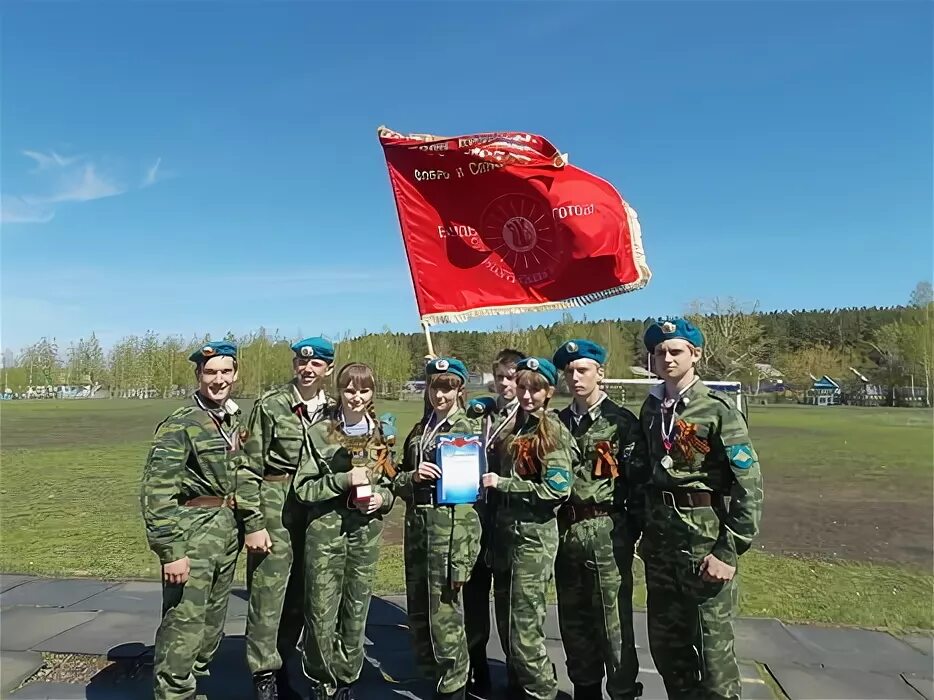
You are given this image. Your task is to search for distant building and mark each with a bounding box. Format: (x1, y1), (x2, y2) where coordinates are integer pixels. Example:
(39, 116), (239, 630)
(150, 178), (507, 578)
(804, 375), (842, 406)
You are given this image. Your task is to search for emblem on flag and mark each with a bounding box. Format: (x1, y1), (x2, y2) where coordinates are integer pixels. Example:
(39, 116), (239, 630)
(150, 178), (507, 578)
(377, 127), (651, 325)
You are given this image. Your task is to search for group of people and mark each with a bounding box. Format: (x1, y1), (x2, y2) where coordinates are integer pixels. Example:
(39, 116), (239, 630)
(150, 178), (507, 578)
(140, 317), (764, 700)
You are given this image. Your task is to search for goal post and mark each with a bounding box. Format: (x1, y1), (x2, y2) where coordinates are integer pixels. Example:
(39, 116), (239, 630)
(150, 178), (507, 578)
(601, 378), (746, 415)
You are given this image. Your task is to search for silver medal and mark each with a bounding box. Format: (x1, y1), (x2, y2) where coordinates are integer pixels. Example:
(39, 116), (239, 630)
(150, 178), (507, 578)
(661, 455), (674, 470)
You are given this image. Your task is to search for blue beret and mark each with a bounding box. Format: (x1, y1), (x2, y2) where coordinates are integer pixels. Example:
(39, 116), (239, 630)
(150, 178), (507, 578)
(467, 396), (497, 418)
(188, 341), (237, 364)
(291, 336), (335, 363)
(552, 339), (607, 370)
(644, 318), (705, 352)
(426, 357), (469, 384)
(516, 357), (558, 386)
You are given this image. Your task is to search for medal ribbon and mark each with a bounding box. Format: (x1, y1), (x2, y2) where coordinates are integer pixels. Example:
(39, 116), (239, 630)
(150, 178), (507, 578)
(660, 397), (677, 454)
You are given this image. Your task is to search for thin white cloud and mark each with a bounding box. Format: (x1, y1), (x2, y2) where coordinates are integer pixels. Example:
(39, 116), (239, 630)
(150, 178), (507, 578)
(5, 149), (163, 225)
(0, 195), (55, 224)
(36, 164), (126, 204)
(22, 149), (81, 172)
(141, 157), (162, 188)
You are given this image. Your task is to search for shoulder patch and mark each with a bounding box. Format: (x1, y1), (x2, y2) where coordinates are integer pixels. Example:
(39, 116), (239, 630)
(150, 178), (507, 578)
(727, 443), (756, 469)
(544, 466), (571, 492)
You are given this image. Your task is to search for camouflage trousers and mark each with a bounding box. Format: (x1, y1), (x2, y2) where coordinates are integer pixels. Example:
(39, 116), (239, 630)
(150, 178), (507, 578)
(153, 508), (241, 700)
(463, 516), (494, 664)
(493, 509), (559, 700)
(639, 503), (741, 700)
(245, 479), (308, 674)
(404, 503), (481, 694)
(301, 505), (383, 694)
(555, 513), (641, 699)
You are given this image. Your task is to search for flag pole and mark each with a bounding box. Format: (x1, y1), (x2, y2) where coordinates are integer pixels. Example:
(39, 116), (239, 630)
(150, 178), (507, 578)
(421, 321), (436, 359)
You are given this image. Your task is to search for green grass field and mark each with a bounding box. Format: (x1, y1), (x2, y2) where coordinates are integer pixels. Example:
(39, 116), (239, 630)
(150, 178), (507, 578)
(1, 398), (931, 631)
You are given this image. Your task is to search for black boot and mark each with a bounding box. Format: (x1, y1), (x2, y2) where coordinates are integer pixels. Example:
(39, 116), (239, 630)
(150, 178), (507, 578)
(253, 672), (278, 700)
(505, 666), (523, 699)
(467, 655), (491, 699)
(275, 669), (303, 700)
(573, 683), (605, 700)
(335, 683), (356, 700)
(435, 685), (467, 700)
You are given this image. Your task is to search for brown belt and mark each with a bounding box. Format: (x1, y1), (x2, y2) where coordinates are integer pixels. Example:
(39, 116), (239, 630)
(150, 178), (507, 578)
(656, 489), (717, 509)
(559, 502), (614, 525)
(184, 495), (236, 508)
(263, 473), (293, 482)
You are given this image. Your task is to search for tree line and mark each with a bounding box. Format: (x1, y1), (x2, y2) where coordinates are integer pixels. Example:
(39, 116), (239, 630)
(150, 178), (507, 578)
(7, 282), (932, 403)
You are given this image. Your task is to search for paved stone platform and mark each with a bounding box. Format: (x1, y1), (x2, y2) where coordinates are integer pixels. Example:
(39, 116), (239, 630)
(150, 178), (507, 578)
(1, 575), (931, 699)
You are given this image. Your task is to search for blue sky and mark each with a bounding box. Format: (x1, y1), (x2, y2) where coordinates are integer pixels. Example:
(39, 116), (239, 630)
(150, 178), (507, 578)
(2, 1), (931, 354)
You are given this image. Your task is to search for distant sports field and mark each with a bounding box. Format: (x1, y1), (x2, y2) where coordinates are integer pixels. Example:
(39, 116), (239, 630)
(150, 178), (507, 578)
(1, 399), (931, 630)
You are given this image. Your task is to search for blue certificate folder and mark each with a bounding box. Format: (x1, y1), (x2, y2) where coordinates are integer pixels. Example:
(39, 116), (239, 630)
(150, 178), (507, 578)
(435, 433), (484, 505)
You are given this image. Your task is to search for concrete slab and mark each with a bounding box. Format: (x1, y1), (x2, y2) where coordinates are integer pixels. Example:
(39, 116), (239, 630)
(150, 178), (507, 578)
(783, 623), (933, 674)
(366, 596), (408, 627)
(8, 682), (89, 699)
(0, 580), (116, 609)
(734, 617), (813, 665)
(0, 651), (44, 696)
(902, 672), (934, 700)
(899, 634), (934, 657)
(767, 663), (921, 700)
(0, 609), (98, 652)
(34, 612), (159, 657)
(0, 576), (36, 594)
(9, 678), (153, 700)
(64, 581), (161, 615)
(225, 589), (249, 619)
(224, 614), (246, 637)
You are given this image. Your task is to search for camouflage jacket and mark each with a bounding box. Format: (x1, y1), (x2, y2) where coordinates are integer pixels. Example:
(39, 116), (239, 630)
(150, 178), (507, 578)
(556, 395), (647, 509)
(239, 382), (334, 533)
(495, 410), (578, 512)
(140, 394), (245, 564)
(394, 408), (482, 499)
(639, 380), (763, 563)
(293, 412), (396, 516)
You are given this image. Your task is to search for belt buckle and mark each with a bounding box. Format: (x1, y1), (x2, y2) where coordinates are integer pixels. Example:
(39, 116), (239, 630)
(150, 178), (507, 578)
(661, 491), (676, 508)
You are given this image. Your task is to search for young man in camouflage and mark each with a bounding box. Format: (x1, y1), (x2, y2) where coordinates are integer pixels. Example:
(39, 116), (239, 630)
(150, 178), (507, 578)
(552, 339), (645, 700)
(141, 341), (252, 700)
(638, 319), (764, 700)
(240, 336), (336, 700)
(463, 348), (525, 698)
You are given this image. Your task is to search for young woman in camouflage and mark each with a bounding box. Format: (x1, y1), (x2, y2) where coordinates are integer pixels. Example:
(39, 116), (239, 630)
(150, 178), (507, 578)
(292, 362), (397, 700)
(141, 341), (248, 700)
(481, 357), (579, 700)
(393, 357), (483, 700)
(638, 318), (763, 700)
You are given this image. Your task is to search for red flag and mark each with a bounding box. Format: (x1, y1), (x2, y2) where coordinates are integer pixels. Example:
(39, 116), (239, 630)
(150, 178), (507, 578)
(378, 126), (651, 325)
